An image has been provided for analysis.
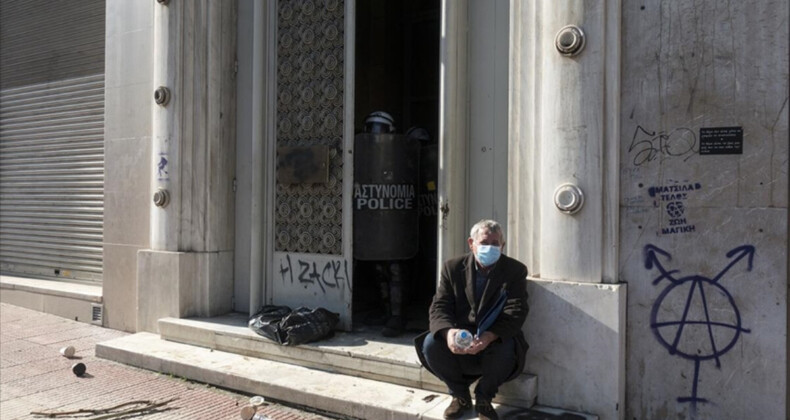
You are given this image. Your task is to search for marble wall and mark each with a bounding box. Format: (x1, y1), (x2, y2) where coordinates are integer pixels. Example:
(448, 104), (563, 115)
(619, 1), (788, 418)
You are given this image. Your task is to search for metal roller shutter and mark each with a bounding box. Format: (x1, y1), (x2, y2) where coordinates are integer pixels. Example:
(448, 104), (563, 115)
(0, 0), (105, 283)
(0, 0), (105, 90)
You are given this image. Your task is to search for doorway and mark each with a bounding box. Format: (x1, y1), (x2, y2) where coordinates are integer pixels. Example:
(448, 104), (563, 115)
(352, 0), (440, 335)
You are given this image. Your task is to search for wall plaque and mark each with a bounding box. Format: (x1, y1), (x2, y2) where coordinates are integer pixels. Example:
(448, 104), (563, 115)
(699, 127), (743, 155)
(277, 146), (329, 184)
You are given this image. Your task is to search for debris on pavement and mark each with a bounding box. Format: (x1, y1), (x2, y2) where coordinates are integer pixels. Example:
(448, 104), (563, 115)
(71, 362), (86, 377)
(241, 395), (270, 419)
(30, 398), (178, 419)
(59, 346), (75, 358)
(250, 395), (266, 406)
(422, 394), (439, 402)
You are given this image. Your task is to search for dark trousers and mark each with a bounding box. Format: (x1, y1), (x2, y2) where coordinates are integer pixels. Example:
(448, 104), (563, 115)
(421, 332), (517, 401)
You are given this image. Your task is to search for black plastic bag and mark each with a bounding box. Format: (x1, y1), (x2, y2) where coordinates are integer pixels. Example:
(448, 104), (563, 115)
(248, 305), (292, 344)
(279, 307), (340, 346)
(248, 305), (339, 346)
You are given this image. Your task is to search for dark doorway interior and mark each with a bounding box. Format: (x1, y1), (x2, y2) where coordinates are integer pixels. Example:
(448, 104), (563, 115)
(352, 0), (440, 335)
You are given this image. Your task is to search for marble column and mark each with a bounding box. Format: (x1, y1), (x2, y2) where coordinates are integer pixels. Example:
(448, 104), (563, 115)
(508, 1), (625, 418)
(138, 0), (237, 332)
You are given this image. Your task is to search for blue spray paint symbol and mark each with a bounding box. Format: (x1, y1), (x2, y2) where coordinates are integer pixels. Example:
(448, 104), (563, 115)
(644, 244), (754, 413)
(157, 156), (169, 179)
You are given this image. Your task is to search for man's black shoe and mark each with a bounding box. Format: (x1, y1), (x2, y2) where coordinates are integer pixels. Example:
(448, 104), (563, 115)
(443, 396), (471, 419)
(475, 399), (499, 420)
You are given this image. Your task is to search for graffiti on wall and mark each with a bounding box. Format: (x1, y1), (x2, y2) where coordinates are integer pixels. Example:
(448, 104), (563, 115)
(644, 244), (754, 413)
(648, 182), (702, 235)
(157, 153), (169, 181)
(628, 125), (698, 166)
(277, 253), (351, 294)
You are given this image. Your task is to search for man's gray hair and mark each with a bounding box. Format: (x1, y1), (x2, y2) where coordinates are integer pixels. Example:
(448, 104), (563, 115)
(469, 219), (505, 242)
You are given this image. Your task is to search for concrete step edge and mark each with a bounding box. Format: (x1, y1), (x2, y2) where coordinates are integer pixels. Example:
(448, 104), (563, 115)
(157, 316), (537, 408)
(158, 316), (421, 367)
(96, 332), (518, 419)
(158, 316), (436, 388)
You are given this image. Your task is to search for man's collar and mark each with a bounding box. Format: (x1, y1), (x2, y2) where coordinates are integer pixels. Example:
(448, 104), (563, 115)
(475, 259), (498, 276)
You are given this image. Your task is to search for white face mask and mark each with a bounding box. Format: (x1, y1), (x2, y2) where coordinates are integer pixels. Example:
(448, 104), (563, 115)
(476, 245), (501, 267)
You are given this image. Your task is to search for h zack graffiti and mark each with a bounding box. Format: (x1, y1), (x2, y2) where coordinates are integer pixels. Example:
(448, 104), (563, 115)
(278, 254), (351, 294)
(643, 244), (754, 413)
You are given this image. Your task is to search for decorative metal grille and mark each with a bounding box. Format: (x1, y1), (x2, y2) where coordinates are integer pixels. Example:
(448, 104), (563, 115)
(275, 0), (344, 254)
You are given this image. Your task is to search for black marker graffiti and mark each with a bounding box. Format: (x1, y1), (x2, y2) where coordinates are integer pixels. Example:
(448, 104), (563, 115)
(629, 125), (698, 166)
(297, 260), (323, 293)
(279, 255), (351, 294)
(279, 254), (293, 282)
(644, 244), (754, 415)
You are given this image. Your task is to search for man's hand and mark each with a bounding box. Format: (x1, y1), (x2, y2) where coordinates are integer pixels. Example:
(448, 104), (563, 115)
(445, 328), (472, 355)
(465, 331), (498, 355)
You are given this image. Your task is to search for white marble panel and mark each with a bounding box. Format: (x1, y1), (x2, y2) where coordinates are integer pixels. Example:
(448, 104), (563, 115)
(106, 0), (153, 39)
(104, 26), (153, 89)
(524, 279), (626, 420)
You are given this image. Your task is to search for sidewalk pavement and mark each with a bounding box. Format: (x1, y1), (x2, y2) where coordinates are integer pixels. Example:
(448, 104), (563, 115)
(0, 303), (339, 420)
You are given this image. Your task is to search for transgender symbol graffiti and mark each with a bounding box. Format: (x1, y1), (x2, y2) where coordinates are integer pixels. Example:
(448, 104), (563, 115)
(644, 244), (754, 411)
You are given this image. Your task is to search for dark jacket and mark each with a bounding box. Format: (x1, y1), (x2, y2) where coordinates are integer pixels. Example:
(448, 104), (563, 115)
(414, 253), (529, 382)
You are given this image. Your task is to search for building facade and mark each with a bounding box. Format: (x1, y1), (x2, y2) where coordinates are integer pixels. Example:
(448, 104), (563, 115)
(1, 1), (787, 419)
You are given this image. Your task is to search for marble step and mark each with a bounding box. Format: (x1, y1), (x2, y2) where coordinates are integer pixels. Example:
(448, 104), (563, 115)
(98, 332), (579, 419)
(156, 313), (538, 409)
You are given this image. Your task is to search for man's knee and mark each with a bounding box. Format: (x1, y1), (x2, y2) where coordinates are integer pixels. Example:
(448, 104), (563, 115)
(489, 336), (516, 354)
(422, 332), (450, 359)
(482, 337), (517, 372)
(422, 332), (466, 379)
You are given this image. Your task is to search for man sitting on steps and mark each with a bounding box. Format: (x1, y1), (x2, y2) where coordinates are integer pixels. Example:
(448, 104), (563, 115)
(414, 219), (529, 420)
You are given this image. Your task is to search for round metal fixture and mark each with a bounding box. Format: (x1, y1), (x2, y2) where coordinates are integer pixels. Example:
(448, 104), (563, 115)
(555, 25), (586, 57)
(153, 188), (170, 208)
(554, 183), (584, 214)
(154, 86), (171, 106)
